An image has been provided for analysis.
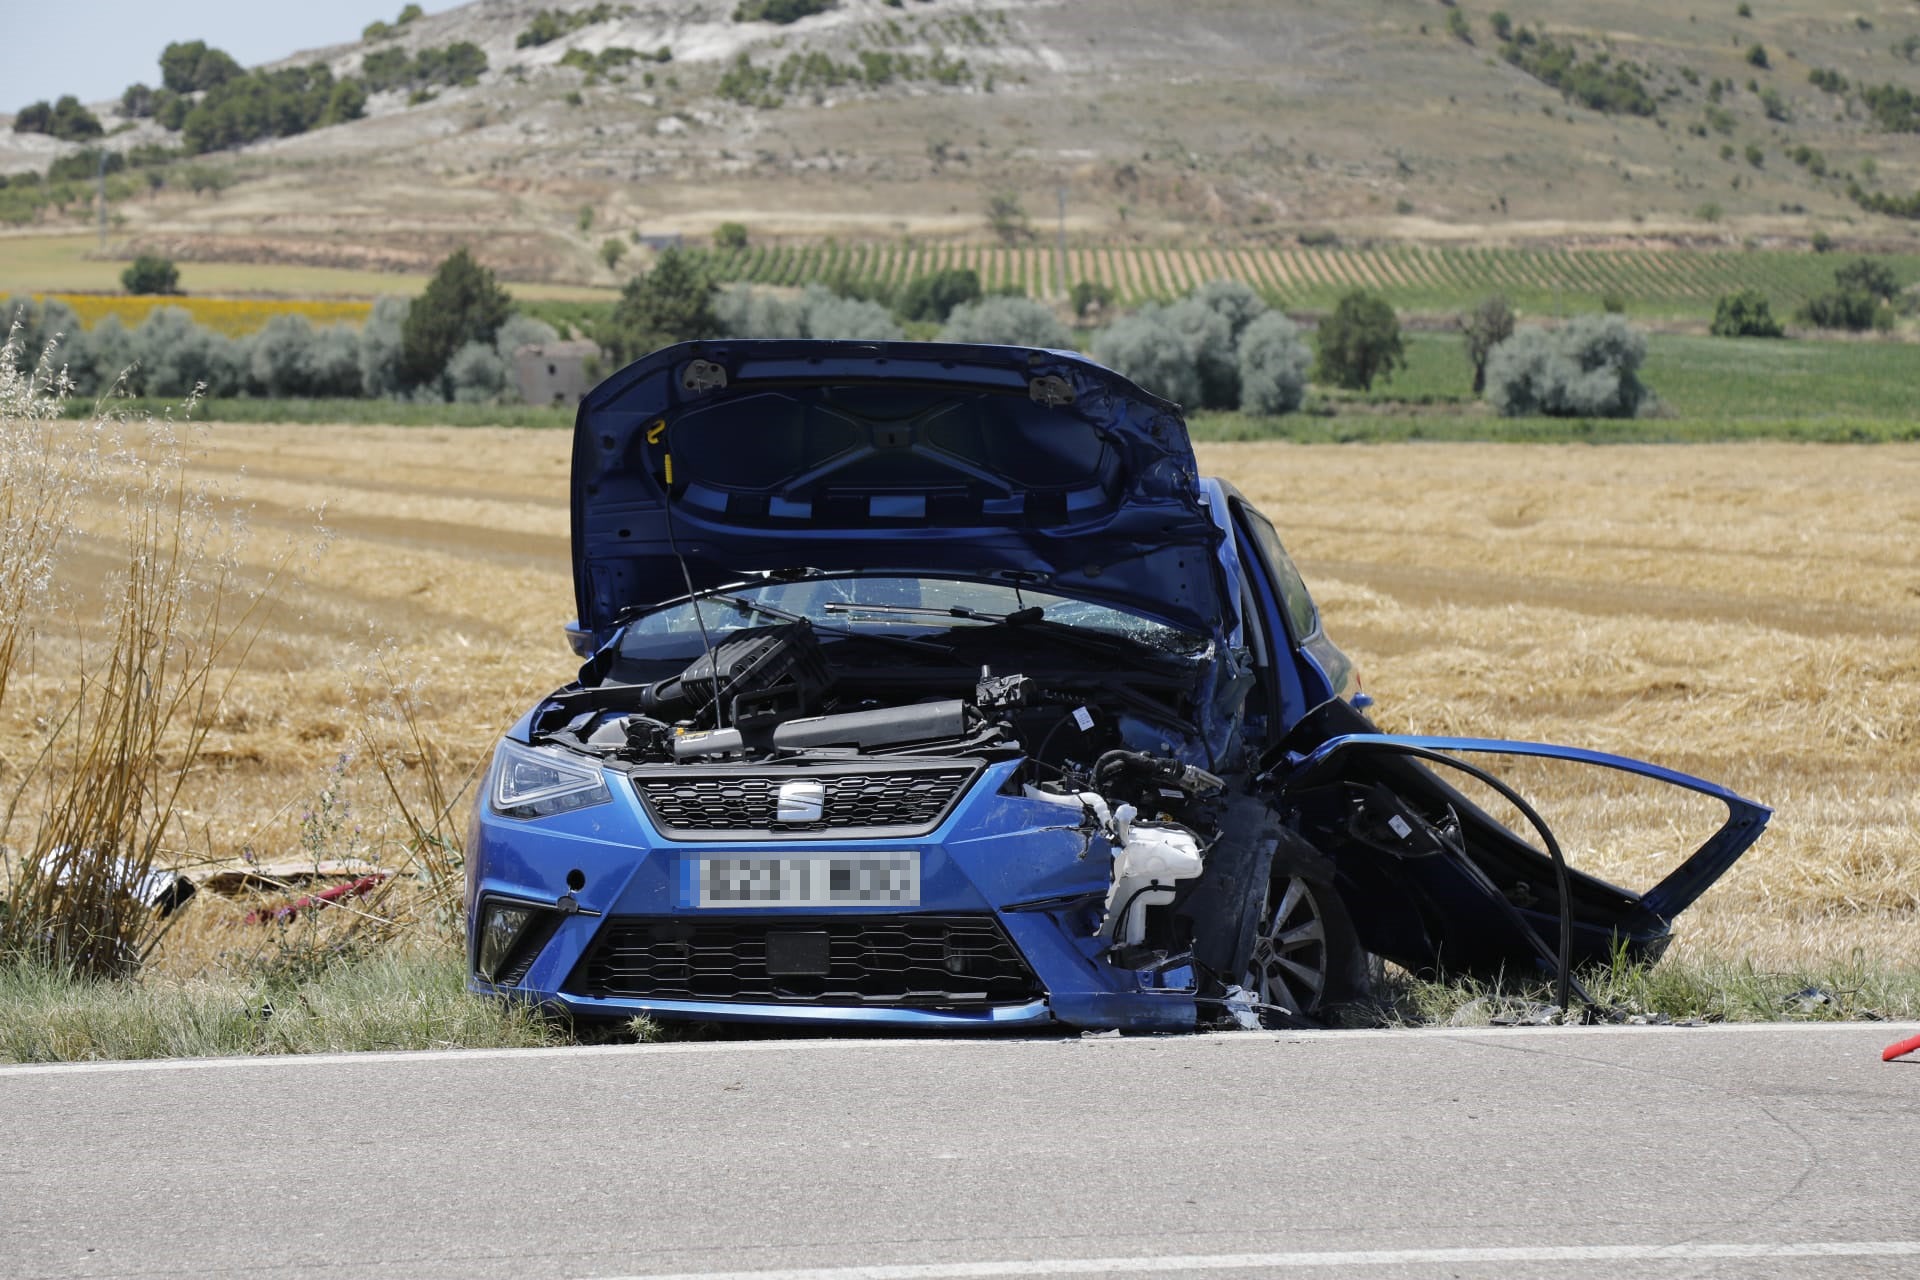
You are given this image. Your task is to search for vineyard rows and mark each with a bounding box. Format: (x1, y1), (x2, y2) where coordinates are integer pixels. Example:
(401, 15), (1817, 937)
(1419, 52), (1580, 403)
(702, 243), (1920, 316)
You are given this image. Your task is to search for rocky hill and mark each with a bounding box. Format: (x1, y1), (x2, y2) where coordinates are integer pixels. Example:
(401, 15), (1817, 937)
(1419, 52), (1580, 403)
(5, 0), (1919, 285)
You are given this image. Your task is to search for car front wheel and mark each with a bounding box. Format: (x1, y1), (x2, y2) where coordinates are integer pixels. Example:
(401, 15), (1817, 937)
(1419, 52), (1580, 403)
(1243, 837), (1371, 1025)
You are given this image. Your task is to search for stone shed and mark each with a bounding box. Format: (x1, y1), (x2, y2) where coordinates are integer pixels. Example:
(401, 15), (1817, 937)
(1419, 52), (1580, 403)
(512, 340), (602, 406)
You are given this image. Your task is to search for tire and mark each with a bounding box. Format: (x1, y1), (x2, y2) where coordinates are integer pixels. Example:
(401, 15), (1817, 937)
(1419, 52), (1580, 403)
(1243, 835), (1371, 1026)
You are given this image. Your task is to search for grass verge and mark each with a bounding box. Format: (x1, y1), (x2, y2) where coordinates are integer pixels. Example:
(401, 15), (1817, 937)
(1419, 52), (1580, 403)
(1374, 952), (1920, 1028)
(1187, 411), (1920, 444)
(3, 949), (1913, 1063)
(0, 950), (567, 1063)
(57, 396), (578, 428)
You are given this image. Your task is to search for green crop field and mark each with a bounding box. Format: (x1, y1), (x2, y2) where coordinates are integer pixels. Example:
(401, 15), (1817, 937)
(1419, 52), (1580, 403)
(1322, 331), (1920, 419)
(699, 242), (1920, 320)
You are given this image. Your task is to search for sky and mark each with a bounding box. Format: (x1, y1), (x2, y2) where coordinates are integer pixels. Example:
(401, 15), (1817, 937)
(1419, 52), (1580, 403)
(2, 2), (445, 113)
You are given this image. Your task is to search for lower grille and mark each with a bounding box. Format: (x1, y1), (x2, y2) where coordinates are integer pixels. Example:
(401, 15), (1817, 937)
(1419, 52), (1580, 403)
(566, 914), (1043, 1008)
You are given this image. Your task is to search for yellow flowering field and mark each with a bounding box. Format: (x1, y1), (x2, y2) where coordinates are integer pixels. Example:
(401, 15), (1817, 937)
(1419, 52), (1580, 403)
(39, 294), (374, 335)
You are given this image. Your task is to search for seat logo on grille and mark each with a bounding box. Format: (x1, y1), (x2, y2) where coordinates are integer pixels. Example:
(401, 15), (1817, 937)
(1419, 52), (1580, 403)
(775, 780), (826, 823)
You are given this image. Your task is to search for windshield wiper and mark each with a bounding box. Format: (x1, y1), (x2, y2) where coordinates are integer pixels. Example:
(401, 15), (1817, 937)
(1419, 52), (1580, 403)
(821, 601), (1045, 625)
(827, 599), (1197, 666)
(706, 593), (951, 654)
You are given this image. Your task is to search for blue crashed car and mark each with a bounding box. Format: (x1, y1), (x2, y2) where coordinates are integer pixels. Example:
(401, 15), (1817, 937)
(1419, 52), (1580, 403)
(466, 340), (1770, 1032)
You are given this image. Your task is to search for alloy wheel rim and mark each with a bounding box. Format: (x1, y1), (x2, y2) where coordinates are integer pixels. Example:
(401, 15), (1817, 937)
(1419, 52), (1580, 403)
(1245, 875), (1331, 1015)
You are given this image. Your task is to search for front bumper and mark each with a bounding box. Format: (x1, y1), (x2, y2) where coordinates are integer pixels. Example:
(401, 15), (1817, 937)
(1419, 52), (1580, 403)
(466, 757), (1200, 1032)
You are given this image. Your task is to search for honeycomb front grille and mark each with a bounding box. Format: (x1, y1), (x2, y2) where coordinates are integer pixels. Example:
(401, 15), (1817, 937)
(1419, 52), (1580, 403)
(633, 764), (977, 840)
(566, 914), (1043, 1007)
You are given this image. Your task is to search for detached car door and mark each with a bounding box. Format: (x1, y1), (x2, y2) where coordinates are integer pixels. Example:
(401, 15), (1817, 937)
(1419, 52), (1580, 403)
(1264, 696), (1771, 981)
(1220, 490), (1769, 980)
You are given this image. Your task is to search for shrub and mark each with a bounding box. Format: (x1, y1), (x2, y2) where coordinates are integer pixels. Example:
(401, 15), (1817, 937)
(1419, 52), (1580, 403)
(361, 42), (489, 94)
(937, 296), (1071, 348)
(358, 296), (411, 396)
(798, 285), (904, 341)
(1710, 289), (1784, 338)
(1485, 315), (1652, 418)
(1313, 291), (1405, 391)
(601, 247), (720, 362)
(120, 256), (181, 296)
(132, 306), (248, 396)
(986, 191), (1030, 244)
(718, 283), (901, 341)
(1745, 142), (1765, 168)
(1601, 291), (1628, 314)
(1500, 36), (1656, 116)
(714, 222), (750, 251)
(599, 238), (627, 272)
(1797, 290), (1889, 331)
(492, 313), (559, 362)
(1461, 295), (1516, 395)
(897, 268), (982, 323)
(1746, 43), (1769, 70)
(447, 341), (510, 403)
(1091, 308), (1203, 406)
(12, 96), (104, 141)
(159, 40), (243, 94)
(72, 315), (129, 394)
(1191, 279), (1268, 346)
(716, 283), (806, 339)
(1, 297), (86, 380)
(1160, 297), (1239, 409)
(180, 64), (358, 153)
(1811, 230), (1834, 253)
(1834, 258), (1901, 301)
(1069, 280), (1114, 320)
(250, 315), (362, 397)
(400, 249), (512, 389)
(734, 0), (836, 24)
(1236, 312), (1312, 416)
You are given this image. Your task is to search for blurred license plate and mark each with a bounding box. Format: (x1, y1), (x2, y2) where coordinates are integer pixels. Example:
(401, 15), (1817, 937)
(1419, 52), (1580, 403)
(693, 854), (920, 908)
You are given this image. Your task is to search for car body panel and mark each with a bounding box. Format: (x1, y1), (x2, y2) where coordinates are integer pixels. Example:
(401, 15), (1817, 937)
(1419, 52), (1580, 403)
(571, 340), (1226, 646)
(466, 756), (1201, 1031)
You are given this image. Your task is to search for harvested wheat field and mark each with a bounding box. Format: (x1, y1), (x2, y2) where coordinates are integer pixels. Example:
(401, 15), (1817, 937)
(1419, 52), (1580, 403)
(16, 424), (1920, 973)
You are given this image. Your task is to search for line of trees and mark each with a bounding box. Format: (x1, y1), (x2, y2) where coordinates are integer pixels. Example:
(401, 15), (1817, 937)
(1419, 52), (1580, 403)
(30, 34), (489, 160)
(4, 250), (555, 404)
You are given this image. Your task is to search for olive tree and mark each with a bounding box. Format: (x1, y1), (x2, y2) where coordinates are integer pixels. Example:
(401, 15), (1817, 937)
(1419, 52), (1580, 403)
(1236, 312), (1312, 415)
(1485, 315), (1652, 418)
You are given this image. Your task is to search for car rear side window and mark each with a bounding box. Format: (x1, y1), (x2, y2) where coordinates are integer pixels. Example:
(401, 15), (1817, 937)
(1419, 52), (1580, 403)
(1237, 504), (1319, 640)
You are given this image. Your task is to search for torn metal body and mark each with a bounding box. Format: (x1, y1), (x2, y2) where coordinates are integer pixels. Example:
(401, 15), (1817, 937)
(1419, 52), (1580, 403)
(464, 340), (1771, 1031)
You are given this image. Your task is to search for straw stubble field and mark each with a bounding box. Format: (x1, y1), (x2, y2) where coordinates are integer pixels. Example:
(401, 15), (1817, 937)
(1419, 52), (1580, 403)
(27, 426), (1919, 972)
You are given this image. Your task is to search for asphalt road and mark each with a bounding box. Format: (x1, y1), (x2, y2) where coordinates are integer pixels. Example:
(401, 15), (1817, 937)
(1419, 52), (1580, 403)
(3, 1023), (1918, 1280)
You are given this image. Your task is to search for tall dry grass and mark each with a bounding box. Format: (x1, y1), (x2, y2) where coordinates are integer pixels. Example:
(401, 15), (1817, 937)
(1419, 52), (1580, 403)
(0, 322), (500, 1011)
(0, 327), (303, 973)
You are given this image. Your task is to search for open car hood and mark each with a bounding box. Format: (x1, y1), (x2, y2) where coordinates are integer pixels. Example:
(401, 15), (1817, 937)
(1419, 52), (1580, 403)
(571, 340), (1227, 644)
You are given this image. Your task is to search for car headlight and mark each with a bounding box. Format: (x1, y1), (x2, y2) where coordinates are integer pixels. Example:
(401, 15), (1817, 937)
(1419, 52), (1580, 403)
(489, 738), (612, 819)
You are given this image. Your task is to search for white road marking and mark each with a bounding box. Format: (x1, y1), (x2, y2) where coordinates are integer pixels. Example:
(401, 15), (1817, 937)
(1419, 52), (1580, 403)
(0, 1019), (1912, 1078)
(599, 1241), (1920, 1280)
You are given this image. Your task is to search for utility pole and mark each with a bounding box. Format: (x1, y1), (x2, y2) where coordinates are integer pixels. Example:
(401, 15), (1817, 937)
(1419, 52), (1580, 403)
(1055, 183), (1067, 302)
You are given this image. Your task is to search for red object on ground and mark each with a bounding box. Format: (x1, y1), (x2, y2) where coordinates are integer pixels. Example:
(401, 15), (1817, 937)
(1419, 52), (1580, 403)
(245, 874), (388, 925)
(1883, 1033), (1920, 1062)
